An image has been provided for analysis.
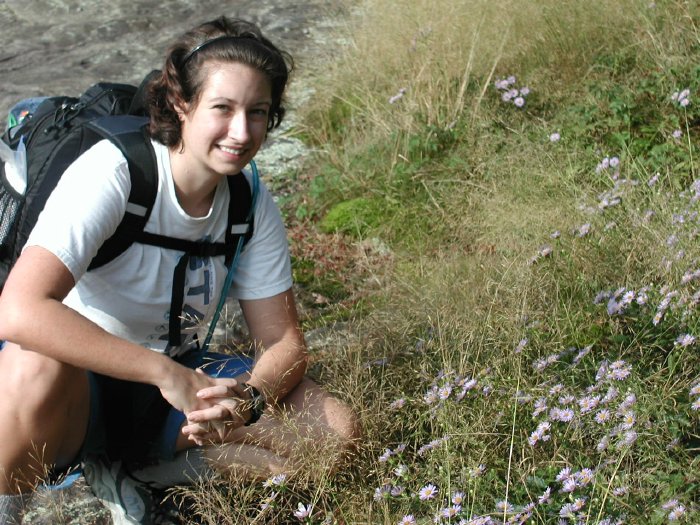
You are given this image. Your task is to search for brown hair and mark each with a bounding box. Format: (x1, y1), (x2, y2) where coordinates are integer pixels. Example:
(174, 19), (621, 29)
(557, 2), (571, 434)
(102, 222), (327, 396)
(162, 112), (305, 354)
(145, 16), (293, 147)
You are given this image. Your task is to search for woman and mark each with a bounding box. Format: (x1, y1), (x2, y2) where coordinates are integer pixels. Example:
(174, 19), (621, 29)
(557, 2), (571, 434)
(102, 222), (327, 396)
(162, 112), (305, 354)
(0, 16), (358, 524)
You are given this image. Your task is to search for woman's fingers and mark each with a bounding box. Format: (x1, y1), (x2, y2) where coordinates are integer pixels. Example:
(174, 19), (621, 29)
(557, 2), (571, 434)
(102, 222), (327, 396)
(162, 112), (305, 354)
(196, 377), (245, 399)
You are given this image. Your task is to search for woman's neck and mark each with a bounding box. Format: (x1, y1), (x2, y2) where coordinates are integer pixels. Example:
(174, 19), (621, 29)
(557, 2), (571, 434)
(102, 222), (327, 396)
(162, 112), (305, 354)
(168, 148), (219, 218)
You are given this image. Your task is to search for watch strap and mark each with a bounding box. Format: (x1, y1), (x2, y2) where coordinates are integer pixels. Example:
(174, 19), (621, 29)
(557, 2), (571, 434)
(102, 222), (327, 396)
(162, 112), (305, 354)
(243, 383), (265, 426)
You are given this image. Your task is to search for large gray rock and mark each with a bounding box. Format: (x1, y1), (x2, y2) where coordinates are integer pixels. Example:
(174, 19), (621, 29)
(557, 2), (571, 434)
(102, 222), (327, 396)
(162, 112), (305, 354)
(0, 0), (336, 117)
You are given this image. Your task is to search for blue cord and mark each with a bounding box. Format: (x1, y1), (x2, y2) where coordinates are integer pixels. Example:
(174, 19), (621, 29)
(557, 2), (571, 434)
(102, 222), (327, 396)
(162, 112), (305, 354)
(201, 161), (260, 351)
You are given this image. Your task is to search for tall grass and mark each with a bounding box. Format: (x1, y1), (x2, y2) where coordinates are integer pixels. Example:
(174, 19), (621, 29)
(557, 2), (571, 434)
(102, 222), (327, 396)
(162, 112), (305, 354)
(187, 0), (700, 523)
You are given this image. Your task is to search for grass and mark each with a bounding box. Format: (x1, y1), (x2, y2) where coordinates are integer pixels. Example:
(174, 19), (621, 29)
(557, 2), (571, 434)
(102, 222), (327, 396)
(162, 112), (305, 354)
(186, 0), (700, 523)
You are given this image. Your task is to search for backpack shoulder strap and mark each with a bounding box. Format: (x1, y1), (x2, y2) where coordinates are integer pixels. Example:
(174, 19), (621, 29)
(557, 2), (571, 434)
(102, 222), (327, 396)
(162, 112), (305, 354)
(224, 170), (255, 266)
(85, 115), (158, 270)
(199, 162), (259, 351)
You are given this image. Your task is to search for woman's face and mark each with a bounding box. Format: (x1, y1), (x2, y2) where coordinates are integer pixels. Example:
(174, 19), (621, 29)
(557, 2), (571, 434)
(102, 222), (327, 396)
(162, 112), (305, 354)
(178, 61), (272, 179)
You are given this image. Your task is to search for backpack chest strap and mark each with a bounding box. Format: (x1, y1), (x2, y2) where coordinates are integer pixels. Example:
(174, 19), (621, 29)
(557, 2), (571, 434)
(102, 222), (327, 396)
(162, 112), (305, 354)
(134, 229), (250, 348)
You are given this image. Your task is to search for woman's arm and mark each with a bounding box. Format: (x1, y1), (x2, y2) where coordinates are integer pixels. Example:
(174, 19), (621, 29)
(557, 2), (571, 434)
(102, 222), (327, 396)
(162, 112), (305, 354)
(182, 288), (307, 440)
(0, 246), (236, 415)
(239, 288), (308, 403)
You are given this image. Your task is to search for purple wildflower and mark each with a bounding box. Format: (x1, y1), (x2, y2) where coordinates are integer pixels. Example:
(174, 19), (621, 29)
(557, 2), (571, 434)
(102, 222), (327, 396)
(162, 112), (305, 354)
(389, 88), (406, 104)
(495, 500), (514, 514)
(469, 464), (486, 478)
(595, 409), (612, 424)
(418, 483), (438, 500)
(675, 333), (696, 347)
(668, 505), (686, 520)
(389, 398), (406, 410)
(293, 502), (313, 520)
(576, 223), (591, 237)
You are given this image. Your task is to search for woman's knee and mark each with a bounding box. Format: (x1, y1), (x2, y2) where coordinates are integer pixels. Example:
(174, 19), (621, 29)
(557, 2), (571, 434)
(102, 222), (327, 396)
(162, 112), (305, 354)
(287, 378), (362, 456)
(0, 345), (89, 447)
(1, 346), (87, 411)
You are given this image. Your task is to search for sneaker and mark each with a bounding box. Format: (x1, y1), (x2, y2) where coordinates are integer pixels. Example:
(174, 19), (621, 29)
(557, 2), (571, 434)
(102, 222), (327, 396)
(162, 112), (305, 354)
(82, 454), (180, 525)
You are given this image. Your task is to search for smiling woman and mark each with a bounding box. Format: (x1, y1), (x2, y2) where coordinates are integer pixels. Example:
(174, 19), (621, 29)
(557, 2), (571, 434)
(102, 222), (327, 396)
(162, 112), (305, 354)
(0, 16), (359, 525)
(170, 63), (272, 216)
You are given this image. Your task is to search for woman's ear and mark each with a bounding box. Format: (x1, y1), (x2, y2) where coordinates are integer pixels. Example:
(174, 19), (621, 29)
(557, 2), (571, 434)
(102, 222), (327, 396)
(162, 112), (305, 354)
(173, 99), (190, 121)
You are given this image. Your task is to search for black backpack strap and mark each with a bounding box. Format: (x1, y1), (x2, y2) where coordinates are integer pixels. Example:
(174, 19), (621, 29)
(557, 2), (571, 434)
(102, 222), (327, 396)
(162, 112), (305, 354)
(86, 115), (157, 271)
(225, 172), (254, 266)
(163, 174), (254, 348)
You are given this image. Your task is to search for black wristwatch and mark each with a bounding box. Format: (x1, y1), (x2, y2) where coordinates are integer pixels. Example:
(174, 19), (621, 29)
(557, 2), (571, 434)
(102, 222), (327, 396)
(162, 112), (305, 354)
(243, 383), (266, 426)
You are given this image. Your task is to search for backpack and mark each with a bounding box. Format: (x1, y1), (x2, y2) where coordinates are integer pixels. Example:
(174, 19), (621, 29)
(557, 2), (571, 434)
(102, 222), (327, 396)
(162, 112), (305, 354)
(0, 78), (256, 348)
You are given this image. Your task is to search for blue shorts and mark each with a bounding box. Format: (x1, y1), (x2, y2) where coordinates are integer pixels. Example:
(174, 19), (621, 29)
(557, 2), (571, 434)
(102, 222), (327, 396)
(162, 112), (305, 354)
(80, 351), (254, 465)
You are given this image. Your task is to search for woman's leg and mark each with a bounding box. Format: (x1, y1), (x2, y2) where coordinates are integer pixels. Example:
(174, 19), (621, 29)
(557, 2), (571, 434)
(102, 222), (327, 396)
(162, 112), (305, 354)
(176, 376), (360, 481)
(0, 342), (90, 494)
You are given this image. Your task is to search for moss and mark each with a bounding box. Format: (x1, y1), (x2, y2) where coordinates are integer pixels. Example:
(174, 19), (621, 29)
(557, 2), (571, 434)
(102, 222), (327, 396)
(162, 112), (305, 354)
(319, 197), (383, 237)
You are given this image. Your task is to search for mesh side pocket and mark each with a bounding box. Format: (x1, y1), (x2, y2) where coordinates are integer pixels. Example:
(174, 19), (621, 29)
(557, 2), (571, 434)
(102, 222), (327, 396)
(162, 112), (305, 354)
(0, 184), (22, 253)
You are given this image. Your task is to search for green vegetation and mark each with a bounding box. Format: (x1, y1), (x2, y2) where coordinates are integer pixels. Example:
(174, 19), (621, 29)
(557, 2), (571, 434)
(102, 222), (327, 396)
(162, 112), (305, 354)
(197, 0), (700, 523)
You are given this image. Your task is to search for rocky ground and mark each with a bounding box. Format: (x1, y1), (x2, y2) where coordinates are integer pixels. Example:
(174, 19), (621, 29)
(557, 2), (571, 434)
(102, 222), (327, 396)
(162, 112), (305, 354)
(0, 1), (347, 523)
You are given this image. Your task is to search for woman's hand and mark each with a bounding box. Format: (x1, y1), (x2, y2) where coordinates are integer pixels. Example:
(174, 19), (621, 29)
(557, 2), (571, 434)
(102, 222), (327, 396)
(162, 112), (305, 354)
(180, 370), (252, 445)
(156, 361), (244, 442)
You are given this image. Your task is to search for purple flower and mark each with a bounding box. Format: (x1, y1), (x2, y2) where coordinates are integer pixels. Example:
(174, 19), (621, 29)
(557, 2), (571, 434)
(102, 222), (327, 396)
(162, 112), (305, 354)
(378, 449), (393, 462)
(672, 129), (683, 139)
(612, 486), (628, 496)
(578, 395), (600, 413)
(561, 477), (577, 493)
(469, 464), (486, 478)
(550, 132), (561, 142)
(550, 407), (575, 422)
(616, 430), (638, 449)
(675, 333), (696, 347)
(441, 505), (461, 518)
(495, 500), (514, 513)
(575, 468), (594, 486)
(391, 485), (405, 497)
(418, 483), (438, 500)
(398, 515), (417, 525)
(576, 223), (591, 237)
(668, 505), (686, 520)
(538, 487), (552, 505)
(514, 96), (525, 107)
(595, 409), (612, 424)
(389, 398), (406, 410)
(438, 384), (453, 400)
(389, 88), (407, 104)
(515, 338), (528, 353)
(556, 467), (572, 483)
(293, 502), (313, 520)
(662, 499), (680, 510)
(263, 473), (287, 488)
(374, 485), (391, 501)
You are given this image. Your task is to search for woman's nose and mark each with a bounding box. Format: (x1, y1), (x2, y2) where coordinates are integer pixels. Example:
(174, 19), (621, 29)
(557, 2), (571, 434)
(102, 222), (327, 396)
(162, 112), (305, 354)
(228, 112), (250, 142)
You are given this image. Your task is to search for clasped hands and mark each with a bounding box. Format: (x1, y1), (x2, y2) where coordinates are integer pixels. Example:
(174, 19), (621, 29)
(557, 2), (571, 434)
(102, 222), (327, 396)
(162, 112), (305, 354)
(181, 370), (253, 446)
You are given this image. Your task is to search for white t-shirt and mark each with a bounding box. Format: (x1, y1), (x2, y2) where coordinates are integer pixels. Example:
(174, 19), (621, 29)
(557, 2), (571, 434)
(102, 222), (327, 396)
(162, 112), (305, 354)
(25, 139), (292, 356)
